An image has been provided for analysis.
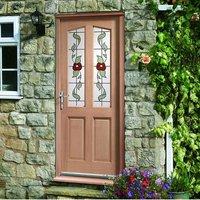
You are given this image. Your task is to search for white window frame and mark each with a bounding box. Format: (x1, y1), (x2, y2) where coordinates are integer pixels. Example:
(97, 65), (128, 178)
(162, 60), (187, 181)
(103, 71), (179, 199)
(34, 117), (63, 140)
(0, 16), (22, 99)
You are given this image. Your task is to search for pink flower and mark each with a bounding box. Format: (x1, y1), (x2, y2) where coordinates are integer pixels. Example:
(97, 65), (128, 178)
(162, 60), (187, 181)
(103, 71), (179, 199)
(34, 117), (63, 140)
(140, 54), (151, 64)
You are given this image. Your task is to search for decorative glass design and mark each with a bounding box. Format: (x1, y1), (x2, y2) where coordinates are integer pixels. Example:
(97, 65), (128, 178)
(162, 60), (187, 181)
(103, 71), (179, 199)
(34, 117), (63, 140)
(93, 27), (111, 107)
(68, 28), (85, 107)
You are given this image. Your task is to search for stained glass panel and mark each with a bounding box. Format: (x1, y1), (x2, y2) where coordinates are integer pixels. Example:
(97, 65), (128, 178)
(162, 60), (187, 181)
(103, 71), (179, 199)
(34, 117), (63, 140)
(93, 27), (111, 107)
(67, 28), (85, 107)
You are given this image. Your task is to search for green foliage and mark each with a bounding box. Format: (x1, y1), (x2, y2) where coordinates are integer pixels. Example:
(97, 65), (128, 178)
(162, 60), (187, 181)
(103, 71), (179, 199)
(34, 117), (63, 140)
(169, 165), (190, 192)
(132, 0), (200, 198)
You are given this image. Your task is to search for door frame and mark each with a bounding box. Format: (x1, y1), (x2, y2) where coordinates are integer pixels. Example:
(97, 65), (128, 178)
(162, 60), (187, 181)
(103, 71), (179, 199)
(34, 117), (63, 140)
(55, 12), (125, 184)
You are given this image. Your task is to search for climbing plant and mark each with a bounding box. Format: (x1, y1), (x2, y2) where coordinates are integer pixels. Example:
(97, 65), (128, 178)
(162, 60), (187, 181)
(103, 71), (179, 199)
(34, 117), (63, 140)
(132, 0), (200, 198)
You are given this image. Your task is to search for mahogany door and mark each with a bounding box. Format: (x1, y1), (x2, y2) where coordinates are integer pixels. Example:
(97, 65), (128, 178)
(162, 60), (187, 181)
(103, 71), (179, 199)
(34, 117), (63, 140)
(56, 13), (124, 181)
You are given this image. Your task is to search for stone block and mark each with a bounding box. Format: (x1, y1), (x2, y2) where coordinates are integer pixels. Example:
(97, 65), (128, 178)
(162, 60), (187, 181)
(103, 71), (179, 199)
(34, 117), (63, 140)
(24, 0), (44, 13)
(26, 113), (48, 126)
(29, 72), (41, 85)
(122, 0), (146, 10)
(76, 0), (98, 11)
(125, 20), (146, 31)
(28, 186), (45, 199)
(125, 151), (137, 167)
(126, 137), (142, 150)
(138, 149), (155, 167)
(138, 102), (155, 116)
(35, 56), (55, 72)
(20, 72), (29, 84)
(33, 127), (54, 139)
(125, 54), (138, 70)
(16, 99), (41, 113)
(145, 86), (156, 101)
(98, 0), (121, 11)
(6, 186), (26, 199)
(39, 140), (55, 153)
(20, 55), (34, 71)
(0, 125), (17, 137)
(45, 0), (58, 13)
(38, 37), (55, 55)
(0, 113), (9, 125)
(142, 138), (149, 148)
(36, 166), (53, 180)
(0, 188), (5, 199)
(26, 154), (49, 165)
(18, 126), (31, 139)
(21, 179), (42, 187)
(59, 0), (76, 12)
(0, 101), (15, 112)
(125, 86), (146, 102)
(0, 138), (5, 148)
(17, 164), (36, 178)
(7, 1), (25, 13)
(125, 130), (133, 136)
(0, 162), (16, 177)
(40, 73), (55, 86)
(35, 86), (55, 99)
(147, 20), (157, 30)
(22, 84), (34, 98)
(3, 150), (24, 164)
(6, 139), (27, 151)
(149, 138), (156, 148)
(42, 100), (55, 113)
(125, 116), (142, 129)
(20, 22), (35, 35)
(9, 112), (26, 125)
(48, 114), (55, 127)
(28, 140), (37, 153)
(125, 71), (140, 87)
(0, 2), (7, 14)
(125, 102), (137, 116)
(21, 39), (37, 54)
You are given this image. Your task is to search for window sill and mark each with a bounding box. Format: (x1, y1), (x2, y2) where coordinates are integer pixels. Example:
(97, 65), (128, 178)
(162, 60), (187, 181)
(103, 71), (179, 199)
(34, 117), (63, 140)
(0, 95), (23, 100)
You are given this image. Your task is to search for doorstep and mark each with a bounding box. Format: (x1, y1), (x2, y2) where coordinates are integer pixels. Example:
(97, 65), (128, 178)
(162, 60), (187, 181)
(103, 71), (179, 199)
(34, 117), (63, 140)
(45, 186), (105, 199)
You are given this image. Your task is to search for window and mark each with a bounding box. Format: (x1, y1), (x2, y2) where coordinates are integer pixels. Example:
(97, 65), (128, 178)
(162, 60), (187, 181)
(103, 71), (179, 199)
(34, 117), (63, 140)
(0, 16), (21, 99)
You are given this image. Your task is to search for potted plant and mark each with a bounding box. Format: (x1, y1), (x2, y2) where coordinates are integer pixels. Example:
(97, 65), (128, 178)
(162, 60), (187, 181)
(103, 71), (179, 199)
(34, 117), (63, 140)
(169, 168), (190, 199)
(103, 167), (172, 199)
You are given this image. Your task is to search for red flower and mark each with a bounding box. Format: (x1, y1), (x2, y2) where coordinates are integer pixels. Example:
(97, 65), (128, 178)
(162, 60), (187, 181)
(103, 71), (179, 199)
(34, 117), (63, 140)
(129, 175), (135, 183)
(96, 62), (106, 71)
(73, 62), (82, 71)
(142, 178), (150, 188)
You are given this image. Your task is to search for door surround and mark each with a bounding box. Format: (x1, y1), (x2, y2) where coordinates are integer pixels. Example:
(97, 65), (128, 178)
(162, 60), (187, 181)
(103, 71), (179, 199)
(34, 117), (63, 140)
(55, 12), (125, 185)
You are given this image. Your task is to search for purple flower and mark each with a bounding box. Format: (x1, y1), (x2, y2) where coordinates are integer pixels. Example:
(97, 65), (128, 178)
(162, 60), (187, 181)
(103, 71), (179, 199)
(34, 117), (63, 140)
(127, 191), (134, 198)
(147, 191), (155, 199)
(142, 170), (152, 178)
(155, 178), (163, 186)
(168, 192), (174, 199)
(162, 182), (170, 190)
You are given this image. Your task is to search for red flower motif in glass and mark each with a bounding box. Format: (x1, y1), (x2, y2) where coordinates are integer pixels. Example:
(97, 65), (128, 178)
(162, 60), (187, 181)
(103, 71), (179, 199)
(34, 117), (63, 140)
(73, 62), (82, 71)
(96, 62), (106, 71)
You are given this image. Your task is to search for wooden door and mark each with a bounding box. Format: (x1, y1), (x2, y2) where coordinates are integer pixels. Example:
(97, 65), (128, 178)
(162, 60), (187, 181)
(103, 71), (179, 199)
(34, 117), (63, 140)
(56, 13), (124, 183)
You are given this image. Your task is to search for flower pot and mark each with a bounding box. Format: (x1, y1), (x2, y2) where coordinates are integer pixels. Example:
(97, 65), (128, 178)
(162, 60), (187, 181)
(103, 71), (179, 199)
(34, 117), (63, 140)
(172, 191), (190, 199)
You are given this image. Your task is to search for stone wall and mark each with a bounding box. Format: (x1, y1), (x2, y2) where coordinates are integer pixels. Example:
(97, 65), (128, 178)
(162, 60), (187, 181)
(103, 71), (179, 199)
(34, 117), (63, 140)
(0, 0), (165, 199)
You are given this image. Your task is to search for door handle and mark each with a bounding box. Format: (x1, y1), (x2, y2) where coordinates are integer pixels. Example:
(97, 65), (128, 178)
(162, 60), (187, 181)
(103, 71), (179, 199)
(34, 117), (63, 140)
(59, 91), (64, 110)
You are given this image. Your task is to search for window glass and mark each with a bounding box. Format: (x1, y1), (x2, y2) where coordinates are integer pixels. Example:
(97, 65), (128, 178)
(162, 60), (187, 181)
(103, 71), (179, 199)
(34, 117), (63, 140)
(67, 28), (85, 107)
(2, 71), (17, 91)
(93, 27), (111, 108)
(2, 46), (17, 69)
(1, 23), (14, 37)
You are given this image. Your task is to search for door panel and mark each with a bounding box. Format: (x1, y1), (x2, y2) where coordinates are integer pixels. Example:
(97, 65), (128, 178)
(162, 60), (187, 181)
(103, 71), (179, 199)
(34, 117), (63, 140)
(68, 118), (85, 160)
(56, 14), (124, 179)
(93, 118), (111, 162)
